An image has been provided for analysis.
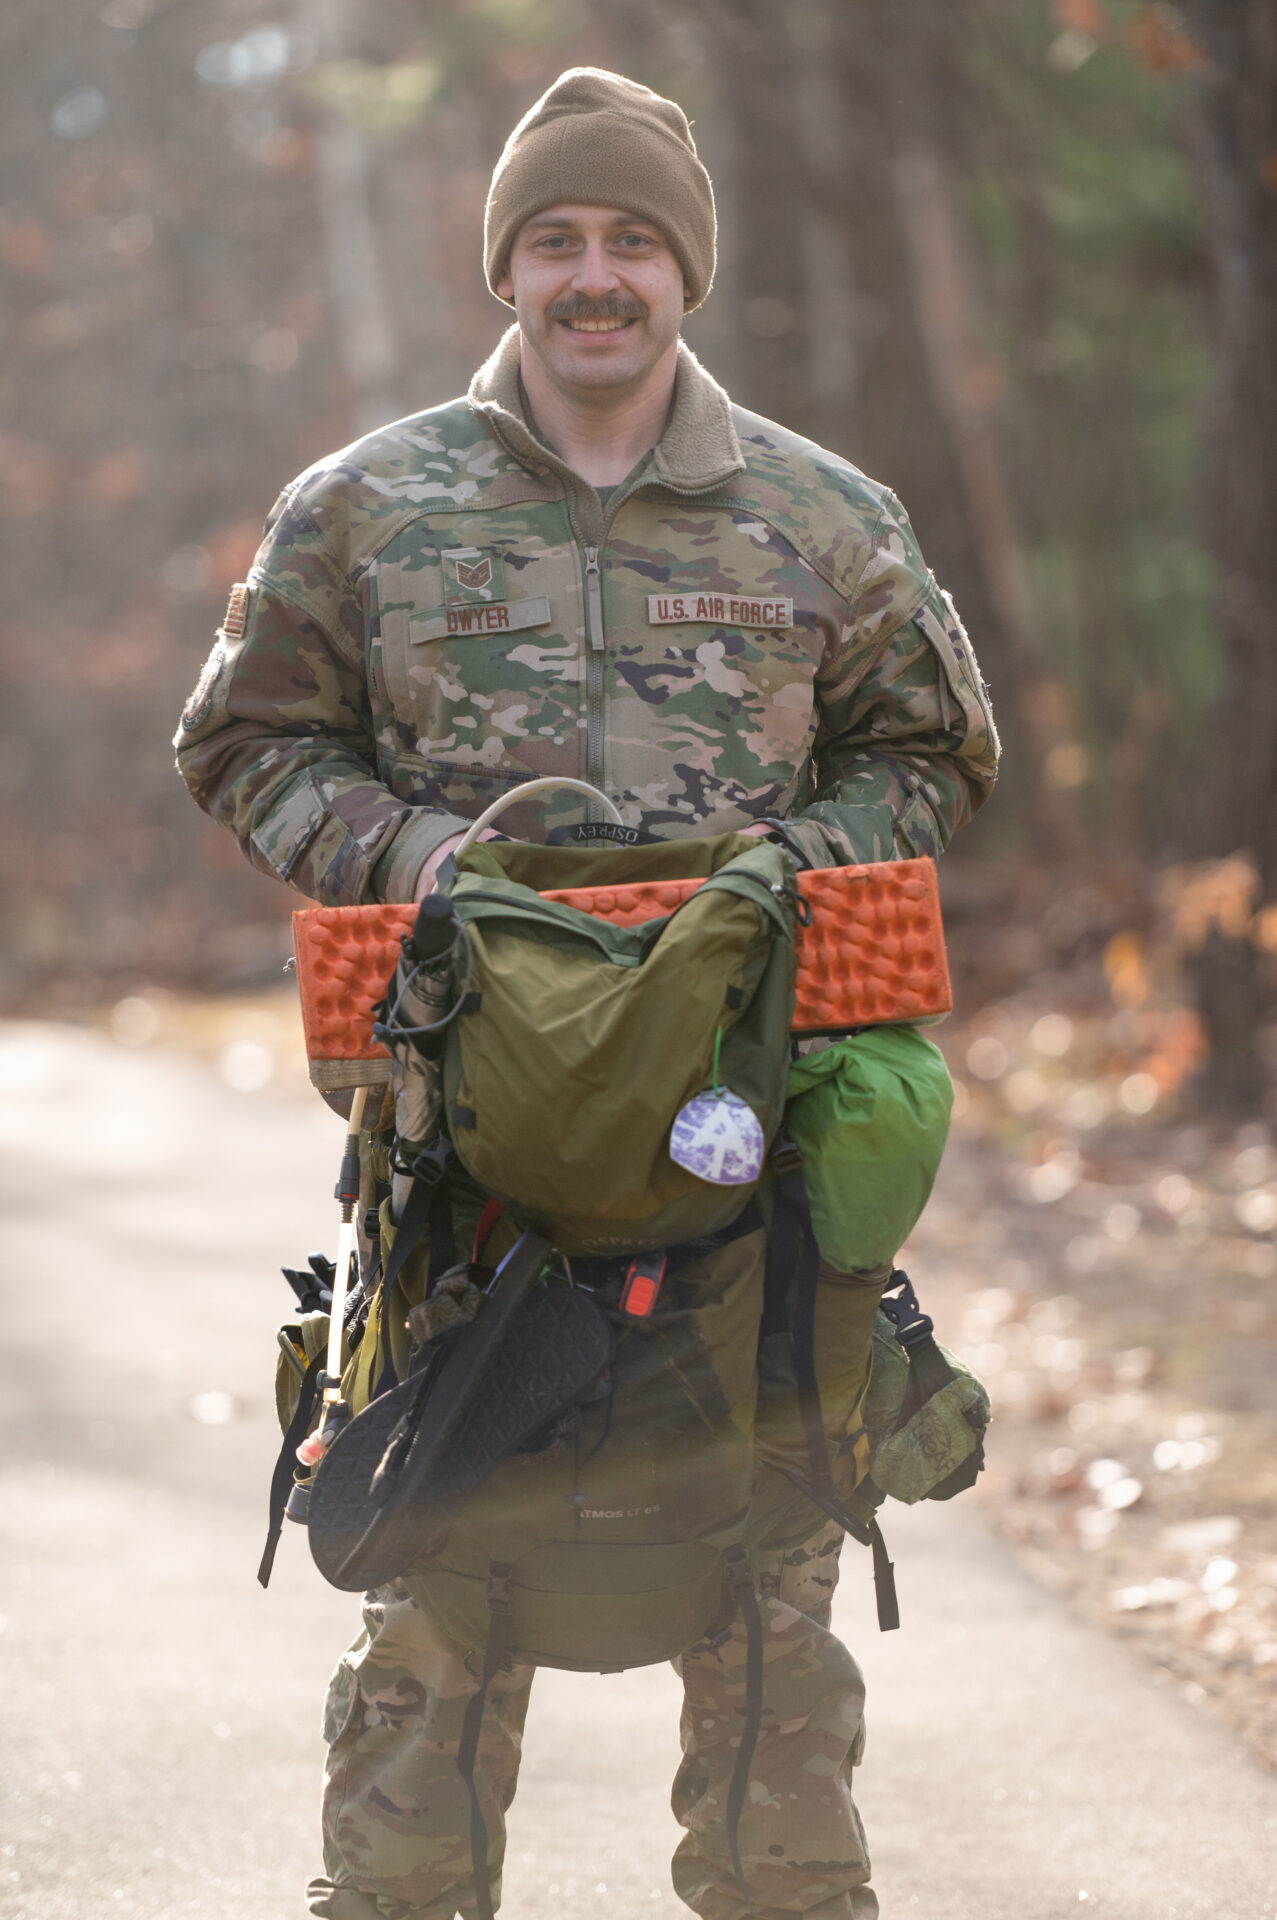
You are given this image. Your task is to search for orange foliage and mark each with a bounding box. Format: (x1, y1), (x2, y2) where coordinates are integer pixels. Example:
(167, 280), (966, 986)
(1124, 4), (1207, 75)
(1161, 855), (1258, 949)
(1249, 905), (1277, 955)
(1137, 1007), (1208, 1095)
(1052, 0), (1110, 35)
(1103, 930), (1150, 1009)
(0, 215), (53, 278)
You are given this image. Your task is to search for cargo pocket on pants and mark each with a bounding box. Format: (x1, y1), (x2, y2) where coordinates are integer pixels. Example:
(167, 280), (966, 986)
(322, 1659), (361, 1748)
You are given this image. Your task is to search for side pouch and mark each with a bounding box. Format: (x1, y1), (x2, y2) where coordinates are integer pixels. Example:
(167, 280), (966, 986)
(870, 1353), (990, 1505)
(911, 584), (1000, 779)
(858, 1278), (991, 1507)
(274, 1308), (330, 1434)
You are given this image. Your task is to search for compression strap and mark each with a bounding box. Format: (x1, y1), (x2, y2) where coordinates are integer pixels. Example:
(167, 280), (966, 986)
(722, 1543), (765, 1906)
(457, 1562), (516, 1920)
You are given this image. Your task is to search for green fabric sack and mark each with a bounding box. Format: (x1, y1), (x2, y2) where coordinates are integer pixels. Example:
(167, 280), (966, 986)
(783, 1025), (954, 1270)
(440, 836), (799, 1256)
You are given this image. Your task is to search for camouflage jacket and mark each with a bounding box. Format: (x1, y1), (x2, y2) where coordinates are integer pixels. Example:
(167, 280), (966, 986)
(175, 327), (999, 905)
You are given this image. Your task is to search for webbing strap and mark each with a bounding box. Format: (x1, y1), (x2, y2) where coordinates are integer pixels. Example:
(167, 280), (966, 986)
(768, 1138), (838, 1509)
(776, 1466), (901, 1633)
(722, 1545), (764, 1906)
(379, 1175), (434, 1300)
(257, 1351), (325, 1589)
(765, 1136), (902, 1631)
(457, 1562), (515, 1920)
(369, 1150), (457, 1400)
(866, 1518), (900, 1632)
(879, 1268), (955, 1432)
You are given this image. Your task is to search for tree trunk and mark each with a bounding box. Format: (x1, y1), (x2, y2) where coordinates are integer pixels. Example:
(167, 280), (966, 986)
(302, 0), (402, 436)
(710, 0), (813, 433)
(820, 0), (1086, 866)
(1184, 0), (1277, 1106)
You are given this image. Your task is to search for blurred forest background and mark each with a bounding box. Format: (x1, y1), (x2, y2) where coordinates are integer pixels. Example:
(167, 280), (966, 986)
(3, 0), (1277, 1765)
(1, 0), (1274, 1114)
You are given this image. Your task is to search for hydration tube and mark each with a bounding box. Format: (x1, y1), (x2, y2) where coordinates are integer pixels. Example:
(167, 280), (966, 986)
(436, 776), (624, 886)
(296, 1081), (370, 1464)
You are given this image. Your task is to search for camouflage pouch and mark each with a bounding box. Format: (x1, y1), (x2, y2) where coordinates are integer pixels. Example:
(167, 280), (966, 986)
(854, 1271), (991, 1511)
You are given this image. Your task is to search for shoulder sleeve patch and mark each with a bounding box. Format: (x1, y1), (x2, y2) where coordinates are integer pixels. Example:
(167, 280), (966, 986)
(179, 641), (226, 734)
(223, 582), (250, 639)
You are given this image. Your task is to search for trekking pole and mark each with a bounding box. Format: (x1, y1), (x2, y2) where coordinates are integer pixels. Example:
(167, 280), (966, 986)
(297, 1080), (369, 1464)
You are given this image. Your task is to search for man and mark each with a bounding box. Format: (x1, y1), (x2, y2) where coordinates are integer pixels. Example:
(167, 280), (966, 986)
(177, 67), (997, 1920)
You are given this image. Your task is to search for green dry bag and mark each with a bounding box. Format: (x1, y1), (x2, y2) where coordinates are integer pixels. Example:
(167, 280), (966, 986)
(783, 1024), (954, 1270)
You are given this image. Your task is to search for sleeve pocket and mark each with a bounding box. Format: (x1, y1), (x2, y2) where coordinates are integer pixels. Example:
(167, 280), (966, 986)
(250, 772), (327, 882)
(913, 588), (1001, 775)
(250, 771), (374, 902)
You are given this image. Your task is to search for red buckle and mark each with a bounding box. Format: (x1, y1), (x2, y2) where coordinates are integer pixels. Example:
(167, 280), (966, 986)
(471, 1197), (504, 1264)
(620, 1252), (667, 1318)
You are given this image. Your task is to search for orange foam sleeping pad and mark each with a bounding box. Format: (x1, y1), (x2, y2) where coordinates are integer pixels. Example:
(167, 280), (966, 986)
(294, 857), (951, 1089)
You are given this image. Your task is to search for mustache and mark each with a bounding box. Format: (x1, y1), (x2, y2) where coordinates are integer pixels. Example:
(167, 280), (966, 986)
(546, 296), (646, 321)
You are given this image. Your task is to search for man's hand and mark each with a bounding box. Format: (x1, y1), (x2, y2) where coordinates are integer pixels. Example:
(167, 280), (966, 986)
(734, 820), (774, 838)
(413, 828), (501, 901)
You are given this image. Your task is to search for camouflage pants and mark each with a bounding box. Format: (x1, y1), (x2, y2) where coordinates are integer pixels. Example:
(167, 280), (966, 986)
(307, 1521), (876, 1920)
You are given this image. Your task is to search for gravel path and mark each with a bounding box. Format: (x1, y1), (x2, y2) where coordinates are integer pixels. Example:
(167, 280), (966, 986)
(1, 1023), (1273, 1919)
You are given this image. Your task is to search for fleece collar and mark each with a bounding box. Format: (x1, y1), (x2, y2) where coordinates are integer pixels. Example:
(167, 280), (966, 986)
(467, 324), (744, 506)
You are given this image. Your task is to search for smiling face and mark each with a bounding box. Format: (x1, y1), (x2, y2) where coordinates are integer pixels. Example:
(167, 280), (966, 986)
(496, 203), (687, 403)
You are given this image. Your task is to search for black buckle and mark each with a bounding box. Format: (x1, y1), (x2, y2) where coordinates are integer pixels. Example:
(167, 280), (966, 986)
(487, 1561), (514, 1615)
(880, 1268), (934, 1347)
(894, 1313), (936, 1349)
(722, 1543), (754, 1592)
(409, 1142), (450, 1187)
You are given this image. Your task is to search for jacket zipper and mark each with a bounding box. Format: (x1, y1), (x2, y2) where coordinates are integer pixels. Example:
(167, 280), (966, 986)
(582, 543), (606, 820)
(573, 476), (734, 826)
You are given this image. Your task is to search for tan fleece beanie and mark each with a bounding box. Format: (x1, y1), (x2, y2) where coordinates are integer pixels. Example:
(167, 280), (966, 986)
(484, 68), (716, 312)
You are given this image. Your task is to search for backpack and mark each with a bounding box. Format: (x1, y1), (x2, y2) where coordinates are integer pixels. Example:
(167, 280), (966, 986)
(436, 833), (799, 1253)
(264, 833), (984, 1917)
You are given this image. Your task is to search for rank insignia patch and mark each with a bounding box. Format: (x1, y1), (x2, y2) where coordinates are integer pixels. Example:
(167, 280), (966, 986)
(223, 582), (250, 639)
(443, 547), (505, 606)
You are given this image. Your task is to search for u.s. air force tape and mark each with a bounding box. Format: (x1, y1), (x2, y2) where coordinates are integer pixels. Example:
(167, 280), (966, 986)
(647, 592), (793, 628)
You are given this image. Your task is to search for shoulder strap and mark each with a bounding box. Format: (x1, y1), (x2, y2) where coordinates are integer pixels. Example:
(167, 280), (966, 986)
(766, 1133), (901, 1631)
(368, 1146), (458, 1399)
